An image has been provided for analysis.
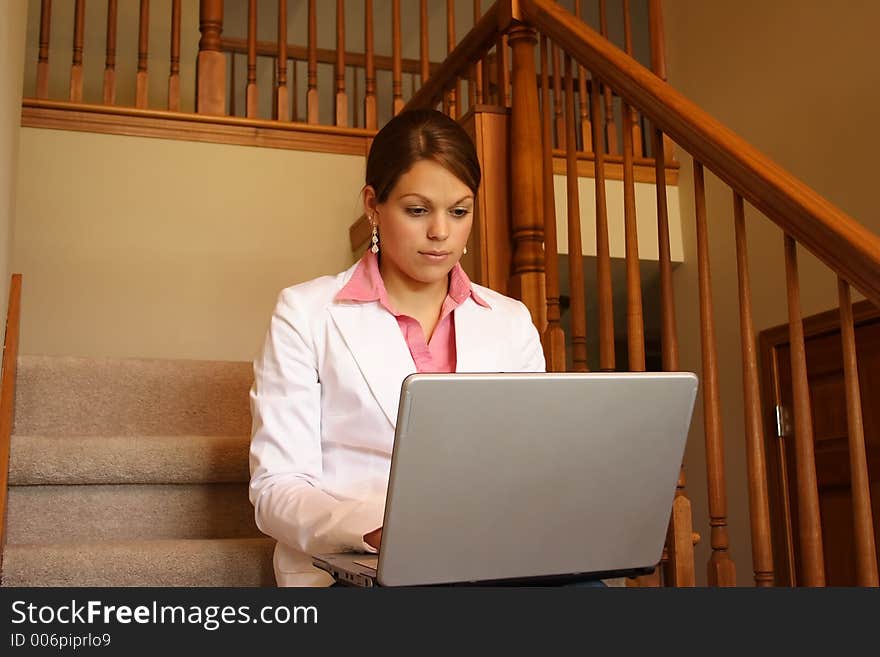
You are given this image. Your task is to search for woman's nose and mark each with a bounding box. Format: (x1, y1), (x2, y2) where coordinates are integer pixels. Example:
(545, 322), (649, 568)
(427, 215), (449, 240)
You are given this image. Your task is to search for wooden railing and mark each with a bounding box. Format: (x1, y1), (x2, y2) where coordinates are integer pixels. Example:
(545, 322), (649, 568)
(403, 0), (880, 586)
(24, 0), (668, 174)
(0, 274), (23, 571)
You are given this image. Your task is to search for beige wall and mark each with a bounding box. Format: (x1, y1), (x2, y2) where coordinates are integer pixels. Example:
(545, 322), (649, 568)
(1, 1), (28, 327)
(664, 0), (880, 585)
(14, 128), (365, 361)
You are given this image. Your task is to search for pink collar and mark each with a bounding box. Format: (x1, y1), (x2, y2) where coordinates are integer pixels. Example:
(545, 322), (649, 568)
(335, 250), (491, 314)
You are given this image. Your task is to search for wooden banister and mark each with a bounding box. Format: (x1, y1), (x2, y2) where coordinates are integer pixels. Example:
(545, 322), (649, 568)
(197, 0), (225, 115)
(136, 0), (150, 109)
(168, 0), (182, 112)
(563, 53), (587, 372)
(37, 0), (52, 99)
(694, 161), (737, 587)
(783, 234), (825, 586)
(539, 35), (564, 373)
(247, 0), (258, 118)
(70, 0), (85, 103)
(733, 192), (775, 587)
(103, 0), (118, 105)
(520, 0), (880, 303)
(0, 274), (23, 571)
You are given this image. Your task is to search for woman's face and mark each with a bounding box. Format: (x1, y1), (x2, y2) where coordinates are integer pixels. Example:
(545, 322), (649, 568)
(367, 159), (474, 289)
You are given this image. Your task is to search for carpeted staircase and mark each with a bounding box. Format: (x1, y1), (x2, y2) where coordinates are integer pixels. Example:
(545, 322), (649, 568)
(1, 355), (276, 586)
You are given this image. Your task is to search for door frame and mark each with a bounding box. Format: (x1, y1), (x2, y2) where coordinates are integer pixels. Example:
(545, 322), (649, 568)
(758, 298), (879, 585)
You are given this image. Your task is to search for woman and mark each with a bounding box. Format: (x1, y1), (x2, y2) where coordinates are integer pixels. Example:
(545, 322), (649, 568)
(249, 109), (545, 587)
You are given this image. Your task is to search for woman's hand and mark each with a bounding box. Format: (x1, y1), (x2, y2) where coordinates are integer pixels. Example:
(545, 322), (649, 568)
(364, 527), (382, 550)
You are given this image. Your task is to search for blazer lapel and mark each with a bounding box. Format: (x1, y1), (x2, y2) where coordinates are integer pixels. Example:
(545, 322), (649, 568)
(328, 302), (416, 428)
(454, 297), (498, 373)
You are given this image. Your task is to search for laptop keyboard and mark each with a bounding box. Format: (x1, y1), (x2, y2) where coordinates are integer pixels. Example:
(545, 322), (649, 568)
(353, 556), (379, 569)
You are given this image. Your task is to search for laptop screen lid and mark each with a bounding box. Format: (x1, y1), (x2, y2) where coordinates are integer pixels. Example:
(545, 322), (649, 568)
(375, 371), (698, 587)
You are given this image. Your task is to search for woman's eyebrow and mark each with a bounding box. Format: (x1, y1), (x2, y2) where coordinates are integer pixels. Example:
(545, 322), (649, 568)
(396, 193), (473, 205)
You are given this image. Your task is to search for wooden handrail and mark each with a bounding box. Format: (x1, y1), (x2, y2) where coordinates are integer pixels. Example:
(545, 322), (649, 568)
(0, 274), (23, 569)
(405, 1), (505, 110)
(520, 0), (880, 304)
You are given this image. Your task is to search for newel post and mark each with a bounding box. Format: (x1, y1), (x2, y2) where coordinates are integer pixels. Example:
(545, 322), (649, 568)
(197, 0), (226, 115)
(507, 22), (547, 332)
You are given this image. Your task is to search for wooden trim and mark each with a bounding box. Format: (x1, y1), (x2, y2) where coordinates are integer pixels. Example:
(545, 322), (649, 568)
(21, 100), (373, 157)
(552, 150), (679, 184)
(521, 0), (880, 305)
(0, 274), (23, 570)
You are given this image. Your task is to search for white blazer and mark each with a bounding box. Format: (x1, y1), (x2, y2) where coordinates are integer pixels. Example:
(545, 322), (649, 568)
(249, 260), (546, 586)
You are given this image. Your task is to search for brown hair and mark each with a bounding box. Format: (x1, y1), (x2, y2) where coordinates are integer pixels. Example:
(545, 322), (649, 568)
(365, 109), (481, 203)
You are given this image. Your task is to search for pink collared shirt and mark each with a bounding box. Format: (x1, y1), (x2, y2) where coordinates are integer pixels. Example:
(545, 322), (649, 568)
(334, 251), (491, 373)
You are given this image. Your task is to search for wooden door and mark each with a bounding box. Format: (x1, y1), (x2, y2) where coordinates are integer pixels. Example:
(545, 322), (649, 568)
(760, 301), (880, 586)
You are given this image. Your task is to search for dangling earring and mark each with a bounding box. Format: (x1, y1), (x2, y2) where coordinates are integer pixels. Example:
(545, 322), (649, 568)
(463, 244), (468, 255)
(370, 215), (379, 254)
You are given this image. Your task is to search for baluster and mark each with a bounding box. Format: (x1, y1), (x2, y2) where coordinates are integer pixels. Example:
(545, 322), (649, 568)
(37, 0), (52, 99)
(622, 99), (645, 371)
(574, 1), (592, 152)
(655, 126), (694, 586)
(136, 0), (150, 108)
(564, 54), (587, 372)
(168, 0), (181, 111)
(733, 192), (775, 587)
(837, 278), (880, 586)
(276, 0), (288, 121)
(694, 161), (737, 586)
(589, 74), (614, 371)
(473, 1), (483, 105)
(420, 0), (429, 86)
(335, 0), (347, 126)
(229, 53), (237, 116)
(352, 67), (359, 127)
(197, 0), (226, 115)
(648, 0), (673, 162)
(541, 35), (564, 373)
(445, 0), (458, 118)
(783, 234), (825, 586)
(508, 24), (546, 331)
(598, 0), (617, 154)
(498, 35), (510, 107)
(551, 45), (563, 148)
(103, 0), (117, 104)
(391, 0), (403, 115)
(481, 49), (492, 105)
(70, 0), (85, 102)
(622, 0), (643, 157)
(246, 0), (257, 118)
(291, 58), (297, 121)
(364, 0), (377, 128)
(307, 0), (318, 123)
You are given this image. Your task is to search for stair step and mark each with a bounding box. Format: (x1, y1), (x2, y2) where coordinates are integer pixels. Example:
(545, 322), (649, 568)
(1, 538), (276, 587)
(14, 355), (253, 437)
(6, 483), (262, 544)
(9, 434), (250, 485)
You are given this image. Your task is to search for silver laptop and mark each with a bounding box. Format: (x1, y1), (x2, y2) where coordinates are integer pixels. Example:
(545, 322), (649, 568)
(313, 371), (698, 587)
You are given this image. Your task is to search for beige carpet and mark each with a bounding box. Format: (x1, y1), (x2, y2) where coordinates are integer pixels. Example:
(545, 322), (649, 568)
(1, 355), (275, 587)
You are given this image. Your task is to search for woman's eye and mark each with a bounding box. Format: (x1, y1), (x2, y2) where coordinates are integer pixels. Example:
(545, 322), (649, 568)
(450, 207), (471, 218)
(406, 207), (428, 217)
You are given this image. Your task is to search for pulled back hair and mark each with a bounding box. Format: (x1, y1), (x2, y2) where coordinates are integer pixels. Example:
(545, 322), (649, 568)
(365, 109), (481, 203)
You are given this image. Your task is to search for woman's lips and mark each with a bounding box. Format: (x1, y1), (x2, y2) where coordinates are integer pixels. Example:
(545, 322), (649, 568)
(419, 251), (450, 262)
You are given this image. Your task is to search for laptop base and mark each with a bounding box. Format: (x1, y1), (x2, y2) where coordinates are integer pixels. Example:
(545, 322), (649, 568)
(313, 554), (654, 588)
